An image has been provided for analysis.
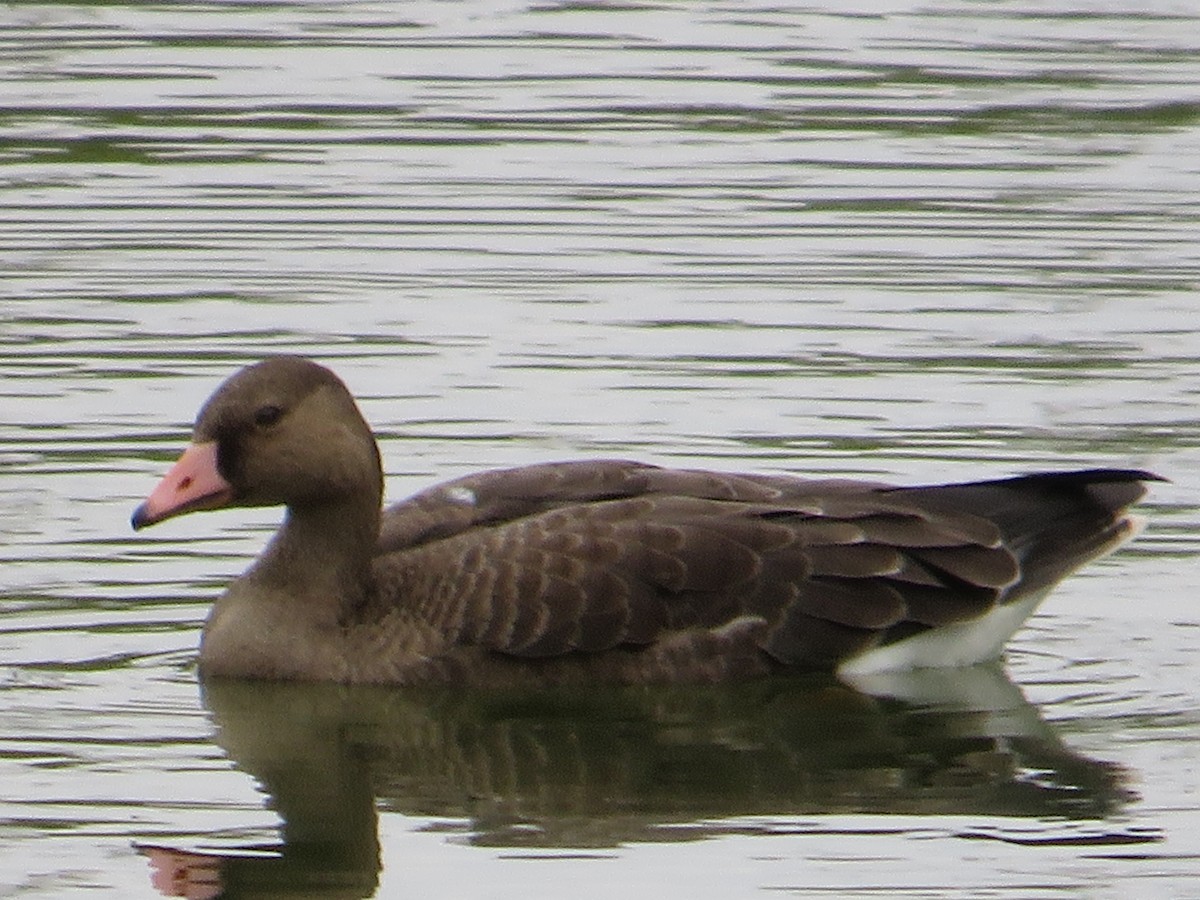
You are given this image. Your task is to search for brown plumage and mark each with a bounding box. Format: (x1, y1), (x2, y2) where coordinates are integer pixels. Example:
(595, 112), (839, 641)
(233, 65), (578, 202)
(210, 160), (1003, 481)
(131, 356), (1161, 685)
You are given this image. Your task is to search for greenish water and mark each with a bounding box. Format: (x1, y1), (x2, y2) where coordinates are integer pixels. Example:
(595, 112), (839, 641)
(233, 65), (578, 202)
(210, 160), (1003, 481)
(2, 1), (1199, 897)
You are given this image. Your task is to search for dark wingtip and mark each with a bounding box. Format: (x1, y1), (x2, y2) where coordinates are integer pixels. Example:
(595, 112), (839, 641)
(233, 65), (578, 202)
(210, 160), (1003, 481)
(1014, 468), (1168, 486)
(1086, 468), (1169, 484)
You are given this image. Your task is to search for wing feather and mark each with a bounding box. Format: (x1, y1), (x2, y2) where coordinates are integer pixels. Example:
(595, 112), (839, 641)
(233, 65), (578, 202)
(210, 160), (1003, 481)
(370, 462), (1036, 668)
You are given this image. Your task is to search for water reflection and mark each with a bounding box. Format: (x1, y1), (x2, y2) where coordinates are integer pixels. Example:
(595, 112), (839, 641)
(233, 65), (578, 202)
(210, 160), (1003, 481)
(140, 666), (1133, 898)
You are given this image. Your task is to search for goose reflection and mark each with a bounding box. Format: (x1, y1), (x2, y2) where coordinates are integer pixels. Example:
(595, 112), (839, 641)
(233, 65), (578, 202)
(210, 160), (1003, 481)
(140, 666), (1130, 898)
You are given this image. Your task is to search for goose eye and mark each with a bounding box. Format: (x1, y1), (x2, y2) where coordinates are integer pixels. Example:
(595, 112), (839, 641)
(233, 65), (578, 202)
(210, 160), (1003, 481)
(254, 405), (283, 428)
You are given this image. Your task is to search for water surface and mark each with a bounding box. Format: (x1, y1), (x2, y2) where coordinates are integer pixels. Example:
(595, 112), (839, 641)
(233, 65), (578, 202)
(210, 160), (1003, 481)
(2, 1), (1199, 897)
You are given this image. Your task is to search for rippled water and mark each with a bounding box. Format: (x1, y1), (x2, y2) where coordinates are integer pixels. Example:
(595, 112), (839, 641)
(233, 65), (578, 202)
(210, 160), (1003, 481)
(3, 1), (1199, 897)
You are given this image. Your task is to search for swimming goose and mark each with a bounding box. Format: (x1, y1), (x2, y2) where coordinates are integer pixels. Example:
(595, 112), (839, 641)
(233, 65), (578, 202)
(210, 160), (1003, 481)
(132, 357), (1159, 685)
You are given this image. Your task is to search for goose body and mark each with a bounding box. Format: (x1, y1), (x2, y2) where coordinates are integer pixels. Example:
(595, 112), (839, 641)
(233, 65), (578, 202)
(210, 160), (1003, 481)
(132, 357), (1159, 685)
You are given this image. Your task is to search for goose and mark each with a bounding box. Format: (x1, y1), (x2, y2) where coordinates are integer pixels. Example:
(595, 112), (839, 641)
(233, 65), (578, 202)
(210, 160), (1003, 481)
(132, 356), (1159, 685)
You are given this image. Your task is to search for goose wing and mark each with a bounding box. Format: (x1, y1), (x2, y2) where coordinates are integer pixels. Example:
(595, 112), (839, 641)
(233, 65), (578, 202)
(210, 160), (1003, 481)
(374, 461), (1017, 667)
